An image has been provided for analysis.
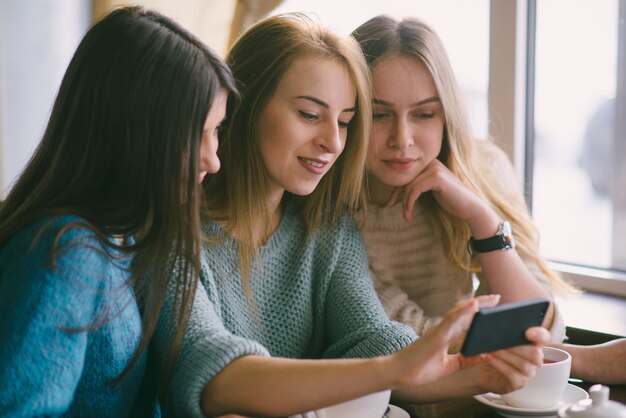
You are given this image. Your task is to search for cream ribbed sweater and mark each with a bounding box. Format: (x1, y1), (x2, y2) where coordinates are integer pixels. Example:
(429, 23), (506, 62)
(363, 201), (472, 335)
(362, 201), (566, 343)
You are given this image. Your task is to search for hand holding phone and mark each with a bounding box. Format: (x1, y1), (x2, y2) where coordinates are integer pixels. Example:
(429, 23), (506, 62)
(460, 297), (550, 357)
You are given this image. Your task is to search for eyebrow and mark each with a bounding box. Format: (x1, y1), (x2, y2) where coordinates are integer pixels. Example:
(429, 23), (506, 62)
(373, 96), (441, 107)
(296, 95), (356, 113)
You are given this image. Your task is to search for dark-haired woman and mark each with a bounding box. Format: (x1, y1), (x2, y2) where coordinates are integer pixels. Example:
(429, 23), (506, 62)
(0, 6), (236, 417)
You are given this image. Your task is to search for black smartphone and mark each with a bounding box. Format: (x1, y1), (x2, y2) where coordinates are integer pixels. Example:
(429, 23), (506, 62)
(460, 297), (550, 357)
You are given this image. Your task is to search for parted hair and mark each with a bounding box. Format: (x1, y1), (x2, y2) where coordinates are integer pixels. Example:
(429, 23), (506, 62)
(352, 15), (572, 292)
(204, 13), (371, 289)
(0, 6), (238, 389)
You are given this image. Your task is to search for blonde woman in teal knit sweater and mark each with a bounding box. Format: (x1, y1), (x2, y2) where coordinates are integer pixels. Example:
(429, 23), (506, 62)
(154, 13), (551, 418)
(0, 7), (236, 416)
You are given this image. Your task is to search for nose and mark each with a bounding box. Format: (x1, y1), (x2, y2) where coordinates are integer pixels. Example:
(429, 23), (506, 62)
(316, 121), (344, 155)
(388, 118), (414, 149)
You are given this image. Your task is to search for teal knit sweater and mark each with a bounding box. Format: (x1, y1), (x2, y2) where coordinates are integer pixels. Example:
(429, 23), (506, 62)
(0, 216), (159, 417)
(159, 204), (416, 417)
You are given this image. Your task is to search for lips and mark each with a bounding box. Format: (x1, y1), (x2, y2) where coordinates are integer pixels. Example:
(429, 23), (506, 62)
(382, 157), (416, 171)
(298, 156), (329, 174)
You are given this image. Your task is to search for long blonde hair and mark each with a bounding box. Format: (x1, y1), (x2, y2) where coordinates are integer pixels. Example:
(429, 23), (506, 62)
(352, 15), (572, 293)
(204, 13), (371, 292)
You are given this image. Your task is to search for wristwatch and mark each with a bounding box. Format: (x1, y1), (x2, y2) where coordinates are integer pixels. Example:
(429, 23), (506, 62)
(468, 221), (516, 254)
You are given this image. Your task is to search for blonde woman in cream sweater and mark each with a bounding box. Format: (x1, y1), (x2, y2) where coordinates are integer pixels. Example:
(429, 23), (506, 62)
(352, 15), (626, 384)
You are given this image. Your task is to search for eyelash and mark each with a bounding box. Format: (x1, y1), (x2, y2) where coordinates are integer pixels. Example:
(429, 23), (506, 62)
(300, 111), (350, 129)
(299, 111), (319, 121)
(372, 112), (436, 120)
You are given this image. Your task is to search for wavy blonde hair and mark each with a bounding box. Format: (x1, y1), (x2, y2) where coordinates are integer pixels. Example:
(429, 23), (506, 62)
(352, 15), (572, 293)
(203, 13), (371, 292)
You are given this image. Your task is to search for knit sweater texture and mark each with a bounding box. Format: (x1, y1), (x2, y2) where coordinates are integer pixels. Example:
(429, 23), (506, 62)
(0, 216), (159, 417)
(158, 203), (416, 418)
(362, 140), (566, 343)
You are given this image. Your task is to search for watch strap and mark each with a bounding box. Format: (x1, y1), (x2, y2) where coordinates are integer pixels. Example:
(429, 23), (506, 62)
(468, 221), (515, 254)
(470, 234), (510, 253)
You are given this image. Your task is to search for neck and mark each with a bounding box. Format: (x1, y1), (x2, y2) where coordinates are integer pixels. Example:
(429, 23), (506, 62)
(365, 172), (400, 207)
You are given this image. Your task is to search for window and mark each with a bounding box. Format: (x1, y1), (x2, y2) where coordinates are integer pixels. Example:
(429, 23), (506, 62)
(532, 0), (622, 270)
(490, 0), (626, 296)
(531, 0), (626, 295)
(0, 0), (90, 197)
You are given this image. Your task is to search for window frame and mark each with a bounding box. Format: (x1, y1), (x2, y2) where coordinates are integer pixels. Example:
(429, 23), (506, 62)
(488, 0), (626, 298)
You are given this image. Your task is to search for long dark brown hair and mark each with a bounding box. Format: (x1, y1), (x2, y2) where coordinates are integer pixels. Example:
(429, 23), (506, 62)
(0, 6), (237, 388)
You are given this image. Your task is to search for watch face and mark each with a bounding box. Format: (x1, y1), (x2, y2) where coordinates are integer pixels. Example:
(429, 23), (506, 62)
(501, 221), (515, 249)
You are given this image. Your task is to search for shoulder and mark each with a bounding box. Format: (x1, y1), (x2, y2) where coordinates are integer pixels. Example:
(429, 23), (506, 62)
(1, 215), (116, 289)
(472, 139), (522, 195)
(6, 215), (102, 249)
(318, 212), (360, 240)
(474, 139), (515, 172)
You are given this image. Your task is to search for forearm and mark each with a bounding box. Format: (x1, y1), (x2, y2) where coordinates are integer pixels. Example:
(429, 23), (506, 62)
(478, 249), (556, 326)
(469, 209), (555, 327)
(554, 340), (626, 384)
(201, 355), (395, 417)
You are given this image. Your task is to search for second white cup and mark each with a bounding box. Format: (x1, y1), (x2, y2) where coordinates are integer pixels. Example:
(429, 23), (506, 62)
(501, 346), (571, 409)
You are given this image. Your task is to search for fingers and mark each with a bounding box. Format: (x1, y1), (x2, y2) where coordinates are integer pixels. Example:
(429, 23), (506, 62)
(525, 326), (551, 346)
(485, 344), (544, 390)
(484, 354), (536, 391)
(402, 172), (435, 222)
(474, 294), (501, 309)
(433, 299), (479, 344)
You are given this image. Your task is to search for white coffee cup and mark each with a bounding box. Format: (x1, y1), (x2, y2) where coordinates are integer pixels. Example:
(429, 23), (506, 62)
(501, 346), (571, 409)
(314, 390), (391, 418)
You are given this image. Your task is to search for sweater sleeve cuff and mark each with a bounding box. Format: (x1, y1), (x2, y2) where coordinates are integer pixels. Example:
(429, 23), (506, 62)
(168, 335), (270, 418)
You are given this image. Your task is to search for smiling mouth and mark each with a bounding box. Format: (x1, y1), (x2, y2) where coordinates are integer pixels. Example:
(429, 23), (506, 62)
(299, 157), (325, 168)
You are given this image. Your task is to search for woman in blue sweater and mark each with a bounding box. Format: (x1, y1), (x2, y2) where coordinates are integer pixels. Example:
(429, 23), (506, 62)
(157, 13), (551, 418)
(0, 6), (236, 417)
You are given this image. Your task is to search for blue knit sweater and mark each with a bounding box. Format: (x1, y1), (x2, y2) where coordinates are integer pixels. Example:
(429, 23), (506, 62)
(0, 216), (159, 417)
(157, 204), (416, 417)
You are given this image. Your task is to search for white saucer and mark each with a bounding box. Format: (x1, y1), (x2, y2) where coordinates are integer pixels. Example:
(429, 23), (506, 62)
(474, 384), (588, 417)
(387, 404), (410, 418)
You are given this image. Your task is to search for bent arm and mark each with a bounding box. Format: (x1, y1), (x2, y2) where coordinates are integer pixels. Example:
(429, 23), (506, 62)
(468, 141), (558, 334)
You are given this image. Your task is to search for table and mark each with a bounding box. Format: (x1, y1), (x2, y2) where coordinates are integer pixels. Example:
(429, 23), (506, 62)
(396, 382), (626, 418)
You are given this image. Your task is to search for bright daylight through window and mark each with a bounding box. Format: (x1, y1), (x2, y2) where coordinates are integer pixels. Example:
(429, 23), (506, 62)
(532, 0), (626, 277)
